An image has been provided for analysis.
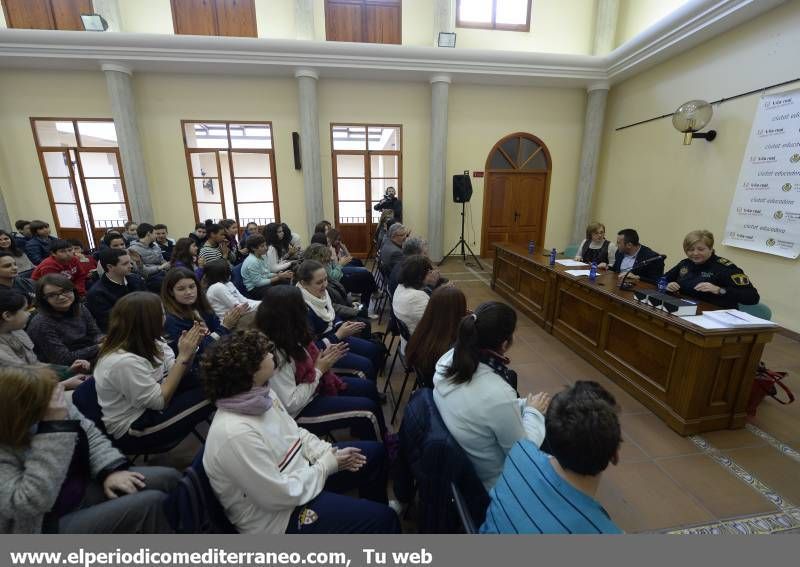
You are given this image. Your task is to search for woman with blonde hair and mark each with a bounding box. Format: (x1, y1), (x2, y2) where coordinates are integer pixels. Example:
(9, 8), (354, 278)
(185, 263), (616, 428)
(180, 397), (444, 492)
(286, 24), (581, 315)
(664, 230), (759, 308)
(574, 222), (616, 268)
(0, 365), (180, 533)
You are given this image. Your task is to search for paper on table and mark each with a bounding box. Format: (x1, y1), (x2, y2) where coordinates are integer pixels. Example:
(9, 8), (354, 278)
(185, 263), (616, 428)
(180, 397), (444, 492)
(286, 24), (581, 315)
(565, 269), (592, 277)
(680, 315), (732, 330)
(556, 259), (588, 267)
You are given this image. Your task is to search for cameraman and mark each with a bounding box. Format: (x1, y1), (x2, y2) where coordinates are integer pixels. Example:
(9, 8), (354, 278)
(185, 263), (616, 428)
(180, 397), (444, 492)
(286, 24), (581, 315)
(373, 186), (403, 223)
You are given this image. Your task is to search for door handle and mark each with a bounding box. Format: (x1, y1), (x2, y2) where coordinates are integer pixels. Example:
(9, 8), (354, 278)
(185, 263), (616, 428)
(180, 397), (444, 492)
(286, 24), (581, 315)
(513, 211), (520, 222)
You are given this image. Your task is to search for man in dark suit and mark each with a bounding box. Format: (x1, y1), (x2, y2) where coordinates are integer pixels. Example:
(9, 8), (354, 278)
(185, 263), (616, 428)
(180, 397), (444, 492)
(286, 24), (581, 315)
(378, 223), (409, 277)
(611, 228), (664, 284)
(86, 248), (145, 332)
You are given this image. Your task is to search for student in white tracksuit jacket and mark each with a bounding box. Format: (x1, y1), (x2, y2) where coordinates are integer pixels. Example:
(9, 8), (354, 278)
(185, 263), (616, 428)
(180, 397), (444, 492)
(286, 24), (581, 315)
(432, 301), (551, 490)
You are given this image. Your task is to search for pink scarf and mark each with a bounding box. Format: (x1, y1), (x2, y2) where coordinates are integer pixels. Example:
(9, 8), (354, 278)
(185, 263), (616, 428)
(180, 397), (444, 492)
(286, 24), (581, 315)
(294, 342), (347, 397)
(216, 385), (273, 415)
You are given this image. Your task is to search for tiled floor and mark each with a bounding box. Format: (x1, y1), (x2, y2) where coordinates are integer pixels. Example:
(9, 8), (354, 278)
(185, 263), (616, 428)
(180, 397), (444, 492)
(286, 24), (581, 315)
(149, 258), (800, 534)
(381, 258), (800, 534)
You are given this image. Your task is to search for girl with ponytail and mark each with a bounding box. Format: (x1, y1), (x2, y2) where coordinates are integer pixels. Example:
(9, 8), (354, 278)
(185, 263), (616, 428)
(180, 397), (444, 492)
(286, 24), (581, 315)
(432, 301), (551, 490)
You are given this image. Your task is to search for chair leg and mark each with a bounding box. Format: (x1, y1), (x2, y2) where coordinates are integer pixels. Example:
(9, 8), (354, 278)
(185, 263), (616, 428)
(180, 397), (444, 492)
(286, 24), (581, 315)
(391, 368), (414, 425)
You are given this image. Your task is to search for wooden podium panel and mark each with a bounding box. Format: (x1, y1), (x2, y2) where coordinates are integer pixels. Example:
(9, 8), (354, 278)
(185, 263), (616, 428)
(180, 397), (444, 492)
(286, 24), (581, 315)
(492, 243), (776, 435)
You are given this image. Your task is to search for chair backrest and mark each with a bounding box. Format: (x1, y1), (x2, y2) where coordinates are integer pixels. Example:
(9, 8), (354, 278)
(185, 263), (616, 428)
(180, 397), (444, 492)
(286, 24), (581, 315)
(738, 302), (772, 321)
(398, 388), (489, 533)
(396, 317), (412, 342)
(164, 448), (237, 534)
(451, 482), (477, 534)
(563, 243), (579, 259)
(71, 378), (108, 435)
(231, 263), (247, 295)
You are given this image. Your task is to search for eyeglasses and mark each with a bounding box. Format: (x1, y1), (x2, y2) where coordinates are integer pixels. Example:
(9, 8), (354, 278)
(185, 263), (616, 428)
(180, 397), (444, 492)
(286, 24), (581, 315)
(43, 290), (73, 300)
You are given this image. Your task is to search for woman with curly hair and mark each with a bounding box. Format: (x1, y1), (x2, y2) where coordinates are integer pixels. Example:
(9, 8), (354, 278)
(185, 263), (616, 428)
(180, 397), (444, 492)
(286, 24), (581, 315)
(256, 286), (386, 442)
(263, 223), (293, 274)
(201, 330), (400, 534)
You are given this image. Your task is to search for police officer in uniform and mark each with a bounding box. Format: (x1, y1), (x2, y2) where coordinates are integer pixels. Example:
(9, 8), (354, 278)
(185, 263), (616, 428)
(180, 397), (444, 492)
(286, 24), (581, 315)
(664, 229), (759, 308)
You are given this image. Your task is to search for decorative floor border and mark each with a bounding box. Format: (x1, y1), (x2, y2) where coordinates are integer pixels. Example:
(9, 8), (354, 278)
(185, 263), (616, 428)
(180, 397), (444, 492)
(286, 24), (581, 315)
(745, 423), (800, 464)
(665, 507), (800, 534)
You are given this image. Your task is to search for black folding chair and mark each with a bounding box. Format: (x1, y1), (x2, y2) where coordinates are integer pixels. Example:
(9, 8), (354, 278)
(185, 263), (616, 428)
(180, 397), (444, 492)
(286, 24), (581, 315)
(451, 482), (478, 534)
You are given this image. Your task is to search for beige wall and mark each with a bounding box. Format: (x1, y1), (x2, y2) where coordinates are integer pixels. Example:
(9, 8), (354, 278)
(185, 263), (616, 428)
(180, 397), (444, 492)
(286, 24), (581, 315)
(446, 84), (587, 256)
(596, 1), (800, 331)
(456, 0), (596, 54)
(0, 70), (112, 233)
(119, 0), (174, 34)
(615, 0), (690, 47)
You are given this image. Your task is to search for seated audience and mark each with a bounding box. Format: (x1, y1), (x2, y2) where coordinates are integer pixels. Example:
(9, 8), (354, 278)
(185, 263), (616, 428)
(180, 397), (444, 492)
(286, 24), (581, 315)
(433, 301), (550, 490)
(86, 248), (145, 332)
(220, 219), (245, 264)
(611, 228), (665, 284)
(280, 222), (303, 256)
(405, 286), (468, 388)
(373, 210), (395, 252)
(328, 228), (360, 267)
(31, 239), (88, 296)
(574, 222), (616, 268)
(28, 274), (102, 365)
(162, 267), (245, 367)
(94, 292), (212, 454)
(387, 237), (441, 298)
(241, 234), (293, 298)
(188, 222), (207, 249)
(239, 222), (260, 251)
(393, 255), (438, 337)
(0, 290), (89, 390)
(256, 286), (386, 441)
(0, 251), (36, 302)
(199, 221), (236, 266)
(303, 243), (371, 325)
(0, 229), (34, 276)
(122, 221), (138, 244)
(24, 220), (57, 265)
(264, 223), (294, 273)
(201, 331), (400, 534)
(66, 239), (97, 283)
(203, 259), (259, 331)
(0, 365), (181, 533)
(314, 220), (332, 236)
(481, 381), (622, 534)
(128, 223), (170, 293)
(378, 223), (409, 276)
(296, 260), (383, 383)
(153, 224), (175, 261)
(12, 219), (31, 248)
(328, 229), (377, 315)
(665, 229), (759, 308)
(169, 236), (204, 280)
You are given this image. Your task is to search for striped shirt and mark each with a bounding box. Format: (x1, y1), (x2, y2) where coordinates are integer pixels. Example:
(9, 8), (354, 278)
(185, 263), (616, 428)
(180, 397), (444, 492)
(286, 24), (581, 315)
(480, 440), (621, 534)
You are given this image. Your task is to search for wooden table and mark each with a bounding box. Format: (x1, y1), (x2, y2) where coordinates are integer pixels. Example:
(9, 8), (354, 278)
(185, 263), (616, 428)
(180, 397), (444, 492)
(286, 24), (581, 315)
(491, 243), (777, 435)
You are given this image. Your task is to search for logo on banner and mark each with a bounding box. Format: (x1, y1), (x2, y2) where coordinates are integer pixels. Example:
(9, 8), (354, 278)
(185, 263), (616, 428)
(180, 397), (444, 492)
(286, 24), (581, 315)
(791, 154), (800, 164)
(784, 183), (794, 192)
(774, 211), (784, 220)
(766, 238), (776, 247)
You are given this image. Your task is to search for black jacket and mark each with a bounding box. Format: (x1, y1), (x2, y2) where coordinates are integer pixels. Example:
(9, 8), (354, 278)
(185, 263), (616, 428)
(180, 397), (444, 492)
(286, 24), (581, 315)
(374, 195), (403, 222)
(611, 244), (665, 284)
(664, 254), (759, 308)
(85, 273), (146, 332)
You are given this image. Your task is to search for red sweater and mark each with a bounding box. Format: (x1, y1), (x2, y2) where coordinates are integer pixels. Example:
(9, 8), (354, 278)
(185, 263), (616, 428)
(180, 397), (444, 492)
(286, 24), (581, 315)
(31, 256), (88, 295)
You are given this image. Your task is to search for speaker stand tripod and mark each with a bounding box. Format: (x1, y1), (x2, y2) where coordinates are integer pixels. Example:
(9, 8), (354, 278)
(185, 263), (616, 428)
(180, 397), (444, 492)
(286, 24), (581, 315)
(440, 201), (484, 270)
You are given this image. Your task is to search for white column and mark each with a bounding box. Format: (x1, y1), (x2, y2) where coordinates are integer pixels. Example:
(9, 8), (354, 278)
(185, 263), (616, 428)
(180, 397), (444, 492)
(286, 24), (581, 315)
(433, 0), (455, 46)
(593, 0), (620, 55)
(295, 69), (324, 238)
(101, 63), (153, 223)
(295, 0), (315, 40)
(571, 83), (609, 244)
(91, 0), (122, 32)
(0, 185), (12, 230)
(428, 75), (450, 262)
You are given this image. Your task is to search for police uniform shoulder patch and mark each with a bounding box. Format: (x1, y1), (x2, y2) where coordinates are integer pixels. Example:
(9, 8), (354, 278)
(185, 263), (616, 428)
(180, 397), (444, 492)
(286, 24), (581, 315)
(731, 273), (750, 286)
(716, 257), (733, 266)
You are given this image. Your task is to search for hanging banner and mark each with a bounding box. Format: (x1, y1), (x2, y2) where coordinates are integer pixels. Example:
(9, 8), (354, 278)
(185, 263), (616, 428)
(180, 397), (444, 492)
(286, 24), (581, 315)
(723, 88), (800, 259)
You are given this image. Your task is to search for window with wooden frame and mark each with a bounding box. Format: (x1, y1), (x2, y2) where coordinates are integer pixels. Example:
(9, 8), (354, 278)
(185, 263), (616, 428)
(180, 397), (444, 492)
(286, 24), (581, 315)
(1, 0), (92, 30)
(170, 0), (257, 38)
(325, 0), (401, 44)
(182, 121), (280, 227)
(456, 0), (532, 32)
(331, 124), (401, 256)
(30, 118), (131, 248)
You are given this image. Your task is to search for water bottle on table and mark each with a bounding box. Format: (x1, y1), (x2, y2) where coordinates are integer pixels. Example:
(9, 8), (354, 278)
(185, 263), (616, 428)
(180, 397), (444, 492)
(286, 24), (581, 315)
(657, 276), (667, 293)
(589, 262), (597, 282)
(549, 248), (557, 266)
(528, 240), (535, 254)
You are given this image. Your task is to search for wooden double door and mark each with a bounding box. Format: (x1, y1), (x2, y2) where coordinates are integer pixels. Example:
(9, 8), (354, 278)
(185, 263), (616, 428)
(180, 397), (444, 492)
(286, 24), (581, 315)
(481, 133), (551, 257)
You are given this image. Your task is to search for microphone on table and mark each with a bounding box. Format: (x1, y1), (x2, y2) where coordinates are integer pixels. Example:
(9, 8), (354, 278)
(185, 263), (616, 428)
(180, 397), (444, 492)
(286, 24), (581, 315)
(618, 254), (666, 290)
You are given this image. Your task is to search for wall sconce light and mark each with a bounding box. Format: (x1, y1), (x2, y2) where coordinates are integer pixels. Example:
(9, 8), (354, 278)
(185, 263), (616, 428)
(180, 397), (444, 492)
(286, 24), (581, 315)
(438, 32), (457, 48)
(672, 100), (717, 145)
(81, 13), (109, 31)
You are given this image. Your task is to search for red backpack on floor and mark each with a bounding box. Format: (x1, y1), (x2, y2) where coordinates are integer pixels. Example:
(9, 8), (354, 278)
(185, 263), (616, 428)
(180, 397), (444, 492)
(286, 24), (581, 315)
(747, 363), (794, 417)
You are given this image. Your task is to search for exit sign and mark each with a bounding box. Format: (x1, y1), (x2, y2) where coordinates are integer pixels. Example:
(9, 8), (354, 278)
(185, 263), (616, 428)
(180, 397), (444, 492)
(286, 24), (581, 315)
(473, 171), (484, 178)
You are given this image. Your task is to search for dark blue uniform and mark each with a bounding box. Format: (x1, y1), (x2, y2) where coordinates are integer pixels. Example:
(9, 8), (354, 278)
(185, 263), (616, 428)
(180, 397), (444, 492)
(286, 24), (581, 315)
(664, 254), (759, 308)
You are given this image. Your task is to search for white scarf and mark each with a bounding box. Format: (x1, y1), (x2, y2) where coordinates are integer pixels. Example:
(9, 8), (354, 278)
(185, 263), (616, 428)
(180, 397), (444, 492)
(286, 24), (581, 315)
(297, 283), (335, 331)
